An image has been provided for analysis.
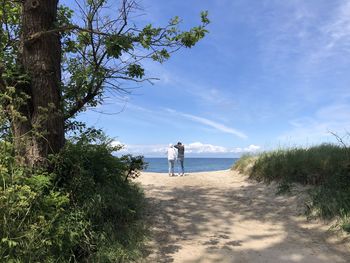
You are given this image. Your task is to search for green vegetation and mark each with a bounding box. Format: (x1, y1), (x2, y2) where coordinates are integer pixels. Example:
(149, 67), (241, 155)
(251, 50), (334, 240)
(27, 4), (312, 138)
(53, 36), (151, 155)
(0, 0), (209, 261)
(233, 144), (350, 232)
(0, 133), (148, 262)
(0, 1), (209, 167)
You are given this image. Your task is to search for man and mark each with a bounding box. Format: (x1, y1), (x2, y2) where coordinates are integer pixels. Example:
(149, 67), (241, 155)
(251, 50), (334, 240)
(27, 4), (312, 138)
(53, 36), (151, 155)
(174, 142), (185, 176)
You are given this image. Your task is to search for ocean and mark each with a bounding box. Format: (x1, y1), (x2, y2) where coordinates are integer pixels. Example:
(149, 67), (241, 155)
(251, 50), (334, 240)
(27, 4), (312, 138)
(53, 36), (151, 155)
(143, 158), (238, 173)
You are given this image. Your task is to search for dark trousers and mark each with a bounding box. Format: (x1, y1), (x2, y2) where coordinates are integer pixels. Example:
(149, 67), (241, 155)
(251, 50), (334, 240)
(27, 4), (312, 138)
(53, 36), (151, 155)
(178, 158), (184, 174)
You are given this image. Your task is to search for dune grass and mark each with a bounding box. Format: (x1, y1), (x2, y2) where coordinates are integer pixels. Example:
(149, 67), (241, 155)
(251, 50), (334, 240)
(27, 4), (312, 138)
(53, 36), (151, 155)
(232, 144), (350, 232)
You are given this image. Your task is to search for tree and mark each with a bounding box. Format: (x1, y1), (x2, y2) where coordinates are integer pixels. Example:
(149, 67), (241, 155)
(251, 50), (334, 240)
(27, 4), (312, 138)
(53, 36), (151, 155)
(0, 0), (209, 167)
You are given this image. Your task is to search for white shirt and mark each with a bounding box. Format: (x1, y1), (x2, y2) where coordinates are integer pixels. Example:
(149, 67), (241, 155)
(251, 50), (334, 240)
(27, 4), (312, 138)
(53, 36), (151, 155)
(167, 147), (177, 160)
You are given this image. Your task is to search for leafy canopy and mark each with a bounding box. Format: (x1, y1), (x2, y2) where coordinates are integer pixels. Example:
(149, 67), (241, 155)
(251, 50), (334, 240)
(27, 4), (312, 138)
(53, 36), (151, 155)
(0, 0), (209, 134)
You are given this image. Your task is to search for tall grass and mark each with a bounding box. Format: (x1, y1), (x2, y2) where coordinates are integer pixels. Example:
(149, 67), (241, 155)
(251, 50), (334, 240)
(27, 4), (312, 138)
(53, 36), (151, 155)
(232, 144), (350, 232)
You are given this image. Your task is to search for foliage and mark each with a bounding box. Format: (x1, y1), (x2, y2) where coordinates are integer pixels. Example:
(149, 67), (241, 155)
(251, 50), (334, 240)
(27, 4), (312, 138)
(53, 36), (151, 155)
(121, 154), (148, 181)
(232, 144), (350, 232)
(0, 141), (83, 262)
(1, 0), (209, 136)
(0, 135), (148, 262)
(0, 0), (209, 260)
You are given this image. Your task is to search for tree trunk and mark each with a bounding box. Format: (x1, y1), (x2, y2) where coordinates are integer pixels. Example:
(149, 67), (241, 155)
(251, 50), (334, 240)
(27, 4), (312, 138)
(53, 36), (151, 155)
(12, 0), (64, 167)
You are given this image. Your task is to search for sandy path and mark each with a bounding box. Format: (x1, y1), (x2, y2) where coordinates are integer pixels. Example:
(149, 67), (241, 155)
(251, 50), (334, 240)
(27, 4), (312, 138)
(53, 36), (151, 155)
(136, 170), (350, 263)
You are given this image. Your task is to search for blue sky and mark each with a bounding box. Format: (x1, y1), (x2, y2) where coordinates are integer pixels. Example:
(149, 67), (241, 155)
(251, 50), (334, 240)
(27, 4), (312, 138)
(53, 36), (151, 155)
(67, 0), (350, 157)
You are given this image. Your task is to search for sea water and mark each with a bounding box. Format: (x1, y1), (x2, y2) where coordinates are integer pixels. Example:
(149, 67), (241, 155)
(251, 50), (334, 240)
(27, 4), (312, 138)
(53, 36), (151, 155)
(144, 158), (238, 173)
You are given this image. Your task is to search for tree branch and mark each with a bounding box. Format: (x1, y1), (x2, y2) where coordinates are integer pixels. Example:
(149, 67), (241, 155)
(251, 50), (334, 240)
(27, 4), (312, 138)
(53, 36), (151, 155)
(25, 25), (110, 45)
(65, 89), (99, 120)
(60, 0), (209, 122)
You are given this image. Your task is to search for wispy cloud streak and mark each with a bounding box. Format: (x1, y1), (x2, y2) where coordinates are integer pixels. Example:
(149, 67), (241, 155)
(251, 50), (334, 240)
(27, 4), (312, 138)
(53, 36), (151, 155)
(166, 108), (248, 139)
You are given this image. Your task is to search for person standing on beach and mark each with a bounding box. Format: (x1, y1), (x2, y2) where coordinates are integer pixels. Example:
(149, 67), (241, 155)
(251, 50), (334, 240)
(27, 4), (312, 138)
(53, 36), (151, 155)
(174, 142), (185, 176)
(167, 144), (177, 176)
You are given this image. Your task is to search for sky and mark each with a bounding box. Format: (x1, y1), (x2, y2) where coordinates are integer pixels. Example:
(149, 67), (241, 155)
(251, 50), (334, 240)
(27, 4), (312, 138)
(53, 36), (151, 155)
(65, 0), (350, 157)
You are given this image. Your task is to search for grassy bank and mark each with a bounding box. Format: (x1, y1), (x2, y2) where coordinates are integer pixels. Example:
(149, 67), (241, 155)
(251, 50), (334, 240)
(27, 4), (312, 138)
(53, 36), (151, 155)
(233, 144), (350, 232)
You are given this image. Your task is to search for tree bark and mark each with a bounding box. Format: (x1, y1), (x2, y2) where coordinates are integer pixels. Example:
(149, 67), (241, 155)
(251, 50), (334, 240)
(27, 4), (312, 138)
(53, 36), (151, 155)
(12, 0), (64, 167)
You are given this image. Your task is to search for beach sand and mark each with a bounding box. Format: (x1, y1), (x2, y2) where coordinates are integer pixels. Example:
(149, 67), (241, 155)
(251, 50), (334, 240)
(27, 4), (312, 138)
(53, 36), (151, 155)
(135, 169), (350, 263)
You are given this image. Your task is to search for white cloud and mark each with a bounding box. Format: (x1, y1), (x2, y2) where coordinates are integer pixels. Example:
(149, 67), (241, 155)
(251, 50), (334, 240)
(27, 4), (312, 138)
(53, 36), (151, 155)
(186, 142), (261, 154)
(231, 144), (261, 153)
(112, 140), (261, 156)
(301, 1), (350, 69)
(322, 2), (350, 52)
(186, 142), (228, 153)
(165, 108), (248, 139)
(111, 142), (168, 155)
(182, 113), (248, 139)
(120, 104), (247, 139)
(316, 104), (350, 121)
(278, 103), (350, 144)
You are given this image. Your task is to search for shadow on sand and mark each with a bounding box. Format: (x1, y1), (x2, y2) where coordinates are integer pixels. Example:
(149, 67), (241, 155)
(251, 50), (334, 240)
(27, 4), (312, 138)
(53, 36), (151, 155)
(140, 175), (350, 263)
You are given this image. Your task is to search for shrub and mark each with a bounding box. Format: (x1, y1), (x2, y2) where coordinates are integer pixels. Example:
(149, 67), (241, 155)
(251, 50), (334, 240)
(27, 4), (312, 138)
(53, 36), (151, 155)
(0, 142), (88, 262)
(0, 134), (148, 262)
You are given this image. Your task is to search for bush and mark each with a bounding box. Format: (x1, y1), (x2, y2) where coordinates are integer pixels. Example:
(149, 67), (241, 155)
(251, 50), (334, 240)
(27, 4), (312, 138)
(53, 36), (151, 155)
(0, 141), (87, 262)
(0, 134), (148, 262)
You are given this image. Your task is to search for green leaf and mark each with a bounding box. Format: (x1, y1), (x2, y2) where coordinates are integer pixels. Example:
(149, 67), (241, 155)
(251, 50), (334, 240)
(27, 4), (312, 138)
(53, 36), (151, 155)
(151, 49), (170, 63)
(201, 10), (210, 24)
(105, 35), (134, 58)
(126, 64), (144, 79)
